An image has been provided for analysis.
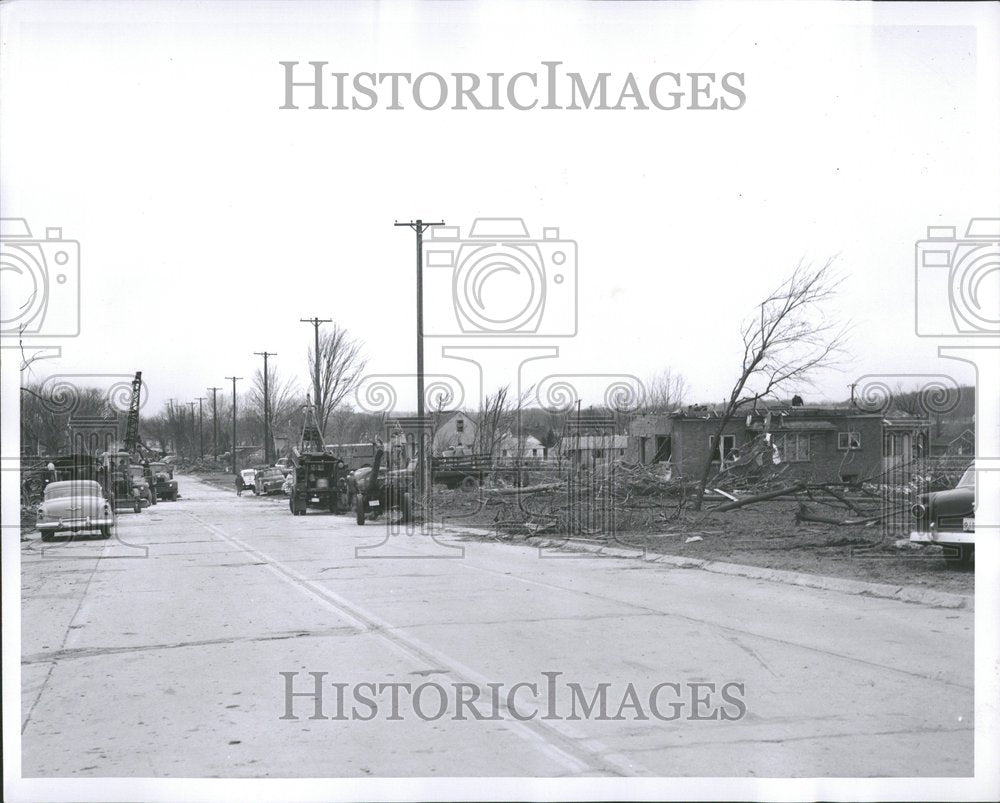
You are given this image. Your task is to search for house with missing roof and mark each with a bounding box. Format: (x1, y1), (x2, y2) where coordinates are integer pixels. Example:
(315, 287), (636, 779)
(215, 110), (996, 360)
(629, 404), (929, 484)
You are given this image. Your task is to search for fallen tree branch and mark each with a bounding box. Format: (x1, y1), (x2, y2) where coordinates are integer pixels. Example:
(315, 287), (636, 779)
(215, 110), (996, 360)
(484, 481), (565, 496)
(711, 482), (806, 512)
(821, 484), (869, 515)
(795, 502), (894, 526)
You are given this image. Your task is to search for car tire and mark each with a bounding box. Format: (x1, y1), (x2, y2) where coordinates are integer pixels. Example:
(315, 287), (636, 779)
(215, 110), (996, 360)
(356, 495), (366, 525)
(100, 525), (112, 539)
(460, 476), (478, 491)
(41, 532), (53, 542)
(150, 489), (157, 505)
(133, 499), (141, 514)
(401, 491), (412, 523)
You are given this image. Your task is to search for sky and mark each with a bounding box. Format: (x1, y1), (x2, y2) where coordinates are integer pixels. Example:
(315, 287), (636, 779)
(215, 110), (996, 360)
(2, 1), (998, 419)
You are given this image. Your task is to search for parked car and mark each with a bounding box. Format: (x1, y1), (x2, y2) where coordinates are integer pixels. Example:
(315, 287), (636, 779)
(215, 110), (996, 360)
(255, 466), (287, 495)
(274, 457), (294, 477)
(149, 461), (179, 501)
(36, 480), (115, 541)
(237, 468), (258, 494)
(911, 463), (975, 566)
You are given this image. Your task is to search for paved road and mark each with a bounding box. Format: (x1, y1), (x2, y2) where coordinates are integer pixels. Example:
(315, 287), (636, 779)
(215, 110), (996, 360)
(20, 474), (973, 777)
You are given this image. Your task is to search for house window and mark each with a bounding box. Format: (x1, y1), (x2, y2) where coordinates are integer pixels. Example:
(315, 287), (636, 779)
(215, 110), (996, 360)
(776, 432), (811, 462)
(709, 434), (737, 461)
(838, 431), (861, 450)
(456, 419), (464, 433)
(531, 449), (538, 457)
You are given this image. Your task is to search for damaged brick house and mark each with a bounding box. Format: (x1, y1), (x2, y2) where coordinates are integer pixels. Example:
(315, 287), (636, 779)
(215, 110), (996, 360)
(630, 404), (928, 484)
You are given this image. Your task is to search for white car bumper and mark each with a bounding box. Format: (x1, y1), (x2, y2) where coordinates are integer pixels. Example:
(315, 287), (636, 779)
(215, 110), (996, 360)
(910, 529), (975, 545)
(37, 517), (114, 532)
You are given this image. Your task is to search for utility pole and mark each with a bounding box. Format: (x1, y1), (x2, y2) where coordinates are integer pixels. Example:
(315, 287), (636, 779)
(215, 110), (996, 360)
(208, 387), (222, 460)
(395, 218), (445, 501)
(254, 351), (277, 464)
(225, 376), (242, 474)
(195, 397), (206, 458)
(167, 398), (178, 454)
(300, 317), (332, 436)
(186, 402), (197, 460)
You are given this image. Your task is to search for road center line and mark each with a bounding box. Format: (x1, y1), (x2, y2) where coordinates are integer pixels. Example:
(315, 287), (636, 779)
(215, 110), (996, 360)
(185, 509), (650, 778)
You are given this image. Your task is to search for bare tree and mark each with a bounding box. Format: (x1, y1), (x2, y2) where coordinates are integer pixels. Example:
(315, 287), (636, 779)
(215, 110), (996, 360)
(248, 366), (299, 458)
(305, 325), (367, 439)
(472, 385), (534, 464)
(20, 383), (117, 455)
(693, 259), (848, 509)
(641, 368), (687, 413)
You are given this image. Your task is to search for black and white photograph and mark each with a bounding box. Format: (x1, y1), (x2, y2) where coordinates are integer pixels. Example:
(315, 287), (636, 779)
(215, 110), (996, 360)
(1, 1), (998, 800)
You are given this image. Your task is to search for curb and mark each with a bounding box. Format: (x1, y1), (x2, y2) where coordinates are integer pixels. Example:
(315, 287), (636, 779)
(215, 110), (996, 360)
(521, 537), (974, 611)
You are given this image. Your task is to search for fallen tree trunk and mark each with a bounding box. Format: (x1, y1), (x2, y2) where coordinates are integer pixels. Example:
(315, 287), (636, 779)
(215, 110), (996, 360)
(484, 482), (565, 496)
(712, 482), (805, 512)
(795, 502), (884, 526)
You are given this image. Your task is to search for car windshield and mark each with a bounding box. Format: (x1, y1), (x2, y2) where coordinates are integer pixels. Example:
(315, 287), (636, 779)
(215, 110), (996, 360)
(151, 463), (170, 474)
(129, 465), (144, 477)
(44, 482), (100, 500)
(957, 465), (975, 489)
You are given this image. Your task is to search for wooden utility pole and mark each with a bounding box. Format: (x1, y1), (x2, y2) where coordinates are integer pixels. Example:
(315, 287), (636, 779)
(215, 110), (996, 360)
(195, 397), (206, 458)
(300, 317), (332, 435)
(225, 376), (242, 473)
(394, 218), (445, 500)
(208, 387), (222, 460)
(185, 402), (197, 460)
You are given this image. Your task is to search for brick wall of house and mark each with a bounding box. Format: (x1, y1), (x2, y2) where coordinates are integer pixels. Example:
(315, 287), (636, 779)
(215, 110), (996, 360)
(671, 418), (752, 479)
(767, 416), (884, 483)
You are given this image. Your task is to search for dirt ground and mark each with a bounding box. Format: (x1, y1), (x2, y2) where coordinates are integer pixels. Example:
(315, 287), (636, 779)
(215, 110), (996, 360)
(192, 471), (974, 596)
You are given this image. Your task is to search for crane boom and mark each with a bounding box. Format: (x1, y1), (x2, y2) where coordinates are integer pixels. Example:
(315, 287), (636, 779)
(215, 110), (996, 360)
(124, 371), (143, 455)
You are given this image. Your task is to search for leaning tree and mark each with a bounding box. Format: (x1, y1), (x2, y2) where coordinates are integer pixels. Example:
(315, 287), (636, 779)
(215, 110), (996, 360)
(693, 258), (849, 509)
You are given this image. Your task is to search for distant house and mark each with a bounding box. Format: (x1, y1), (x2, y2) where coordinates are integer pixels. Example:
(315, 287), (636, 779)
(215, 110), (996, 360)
(628, 404), (929, 484)
(560, 434), (630, 468)
(431, 410), (478, 455)
(496, 430), (547, 463)
(930, 425), (975, 457)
